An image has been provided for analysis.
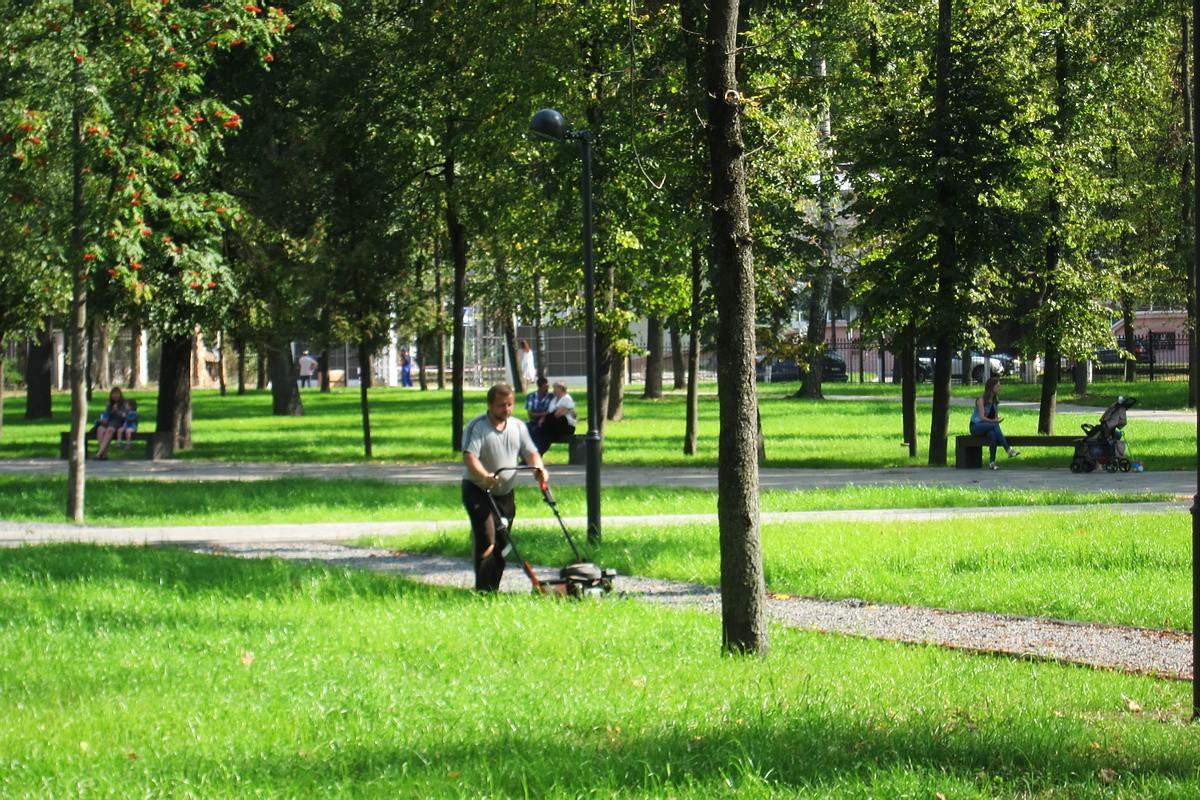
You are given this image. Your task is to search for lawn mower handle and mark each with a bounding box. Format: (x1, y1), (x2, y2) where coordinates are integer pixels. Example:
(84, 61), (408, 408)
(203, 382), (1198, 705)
(491, 465), (555, 501)
(490, 466), (582, 563)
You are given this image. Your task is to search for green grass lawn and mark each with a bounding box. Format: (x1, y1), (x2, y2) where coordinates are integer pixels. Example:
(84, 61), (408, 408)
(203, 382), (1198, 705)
(374, 508), (1192, 630)
(1, 545), (1196, 797)
(814, 377), (1192, 410)
(0, 476), (1171, 527)
(5, 385), (1191, 468)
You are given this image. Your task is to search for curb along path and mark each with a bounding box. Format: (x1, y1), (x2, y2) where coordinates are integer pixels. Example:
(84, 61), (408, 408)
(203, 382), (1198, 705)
(190, 540), (1192, 682)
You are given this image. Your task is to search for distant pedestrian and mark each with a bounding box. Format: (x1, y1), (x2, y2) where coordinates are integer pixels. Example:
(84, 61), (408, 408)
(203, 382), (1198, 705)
(461, 384), (548, 592)
(400, 347), (413, 388)
(971, 377), (1020, 469)
(298, 351), (318, 388)
(518, 338), (536, 387)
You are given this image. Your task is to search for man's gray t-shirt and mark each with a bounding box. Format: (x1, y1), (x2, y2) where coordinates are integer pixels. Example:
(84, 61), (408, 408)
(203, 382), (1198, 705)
(462, 413), (537, 494)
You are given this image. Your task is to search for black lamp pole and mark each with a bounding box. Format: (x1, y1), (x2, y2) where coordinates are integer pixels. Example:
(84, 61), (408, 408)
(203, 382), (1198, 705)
(531, 108), (602, 544)
(1191, 0), (1199, 721)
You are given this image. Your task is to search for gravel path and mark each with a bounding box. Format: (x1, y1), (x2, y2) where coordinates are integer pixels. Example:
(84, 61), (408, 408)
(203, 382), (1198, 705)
(189, 540), (1193, 682)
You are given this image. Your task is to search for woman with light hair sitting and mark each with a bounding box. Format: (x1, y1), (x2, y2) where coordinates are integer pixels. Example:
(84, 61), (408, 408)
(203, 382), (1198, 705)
(534, 380), (576, 454)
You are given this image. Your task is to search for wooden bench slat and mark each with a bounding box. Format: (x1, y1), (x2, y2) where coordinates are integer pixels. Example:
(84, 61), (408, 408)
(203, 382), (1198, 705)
(955, 433), (1079, 469)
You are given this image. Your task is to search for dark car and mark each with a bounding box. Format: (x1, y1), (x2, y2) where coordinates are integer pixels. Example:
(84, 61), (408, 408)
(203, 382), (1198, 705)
(1095, 338), (1149, 365)
(755, 352), (849, 383)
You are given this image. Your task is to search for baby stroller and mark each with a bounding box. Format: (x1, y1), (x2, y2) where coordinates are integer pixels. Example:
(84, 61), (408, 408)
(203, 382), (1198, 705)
(1070, 396), (1136, 473)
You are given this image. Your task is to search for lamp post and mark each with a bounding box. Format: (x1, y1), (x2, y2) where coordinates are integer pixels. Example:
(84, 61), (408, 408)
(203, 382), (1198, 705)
(530, 108), (602, 544)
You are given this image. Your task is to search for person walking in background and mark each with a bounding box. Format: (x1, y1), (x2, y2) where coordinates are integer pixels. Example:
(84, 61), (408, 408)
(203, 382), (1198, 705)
(400, 347), (414, 388)
(461, 384), (548, 591)
(297, 351), (318, 388)
(116, 399), (139, 448)
(534, 380), (576, 454)
(971, 377), (1020, 469)
(93, 386), (127, 460)
(518, 338), (536, 387)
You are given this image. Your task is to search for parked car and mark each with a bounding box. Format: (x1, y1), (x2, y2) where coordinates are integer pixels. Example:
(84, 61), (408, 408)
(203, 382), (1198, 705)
(915, 349), (1006, 382)
(1094, 337), (1149, 365)
(755, 352), (849, 383)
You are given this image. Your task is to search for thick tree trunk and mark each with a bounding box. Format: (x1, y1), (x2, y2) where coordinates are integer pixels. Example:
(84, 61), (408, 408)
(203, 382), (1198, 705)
(155, 334), (194, 452)
(1072, 359), (1088, 396)
(684, 243), (703, 455)
(901, 327), (917, 458)
(927, 0), (955, 467)
(1039, 340), (1061, 434)
(319, 349), (331, 393)
(706, 0), (767, 656)
(446, 143), (468, 451)
(268, 341), (303, 416)
(358, 342), (373, 458)
(643, 316), (664, 399)
(670, 324), (686, 390)
(25, 326), (53, 419)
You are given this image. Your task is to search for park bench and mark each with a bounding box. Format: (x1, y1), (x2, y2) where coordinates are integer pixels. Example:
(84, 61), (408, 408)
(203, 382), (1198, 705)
(59, 429), (172, 461)
(954, 434), (1079, 468)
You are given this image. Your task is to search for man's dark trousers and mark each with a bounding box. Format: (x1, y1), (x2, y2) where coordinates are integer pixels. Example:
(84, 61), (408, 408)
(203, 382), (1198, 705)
(462, 480), (515, 591)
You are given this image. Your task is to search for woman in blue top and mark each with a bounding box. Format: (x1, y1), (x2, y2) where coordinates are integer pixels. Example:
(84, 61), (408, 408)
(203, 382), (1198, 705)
(971, 377), (1020, 469)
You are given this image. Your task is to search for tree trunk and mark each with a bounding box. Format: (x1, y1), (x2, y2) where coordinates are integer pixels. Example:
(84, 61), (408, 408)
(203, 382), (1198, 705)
(798, 30), (836, 401)
(1039, 340), (1061, 435)
(960, 347), (971, 386)
(94, 319), (109, 391)
(236, 338), (246, 395)
(319, 349), (331, 393)
(503, 313), (523, 393)
(435, 260), (446, 390)
(216, 331), (227, 396)
(927, 0), (955, 467)
(446, 142), (468, 451)
(705, 0), (768, 656)
(256, 342), (267, 390)
(607, 353), (626, 421)
(670, 324), (686, 390)
(533, 268), (546, 379)
(156, 334), (194, 452)
(66, 54), (88, 522)
(85, 315), (95, 402)
(595, 331), (614, 433)
(359, 342), (373, 458)
(268, 341), (303, 416)
(129, 319), (143, 389)
(643, 316), (664, 398)
(1182, 14), (1197, 408)
(901, 327), (917, 458)
(1121, 296), (1136, 382)
(684, 243), (703, 454)
(25, 327), (53, 419)
(1072, 360), (1088, 396)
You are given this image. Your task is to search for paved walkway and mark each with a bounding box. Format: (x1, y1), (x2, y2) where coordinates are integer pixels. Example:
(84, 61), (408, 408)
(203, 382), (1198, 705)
(0, 458), (1193, 495)
(0, 501), (1186, 547)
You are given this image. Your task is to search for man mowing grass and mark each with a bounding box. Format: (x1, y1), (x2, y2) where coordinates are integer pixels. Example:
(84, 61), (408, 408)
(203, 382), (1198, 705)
(461, 383), (548, 591)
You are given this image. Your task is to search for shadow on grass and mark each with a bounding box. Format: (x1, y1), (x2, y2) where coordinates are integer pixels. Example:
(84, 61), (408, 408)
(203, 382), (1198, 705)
(91, 711), (1196, 795)
(0, 543), (456, 602)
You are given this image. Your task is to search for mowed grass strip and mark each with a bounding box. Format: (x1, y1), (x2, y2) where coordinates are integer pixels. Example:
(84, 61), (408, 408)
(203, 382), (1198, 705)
(1, 545), (1196, 798)
(0, 387), (1192, 467)
(376, 508), (1191, 631)
(0, 476), (1171, 527)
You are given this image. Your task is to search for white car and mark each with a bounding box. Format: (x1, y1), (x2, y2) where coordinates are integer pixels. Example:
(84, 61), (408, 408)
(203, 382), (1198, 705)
(915, 351), (1007, 382)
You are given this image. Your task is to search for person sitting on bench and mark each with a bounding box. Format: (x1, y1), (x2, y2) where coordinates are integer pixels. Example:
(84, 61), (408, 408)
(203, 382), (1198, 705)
(534, 380), (576, 454)
(971, 377), (1019, 469)
(94, 387), (128, 461)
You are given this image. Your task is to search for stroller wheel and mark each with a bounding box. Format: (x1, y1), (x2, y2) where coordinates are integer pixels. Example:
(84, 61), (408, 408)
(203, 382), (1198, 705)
(1069, 459), (1082, 473)
(1118, 458), (1132, 472)
(1082, 459), (1096, 473)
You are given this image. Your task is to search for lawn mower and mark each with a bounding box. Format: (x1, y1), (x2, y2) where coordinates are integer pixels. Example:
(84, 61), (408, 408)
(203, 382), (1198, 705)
(485, 466), (617, 598)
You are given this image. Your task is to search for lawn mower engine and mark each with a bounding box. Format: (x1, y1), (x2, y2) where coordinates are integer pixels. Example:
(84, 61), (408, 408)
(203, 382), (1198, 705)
(528, 561), (617, 599)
